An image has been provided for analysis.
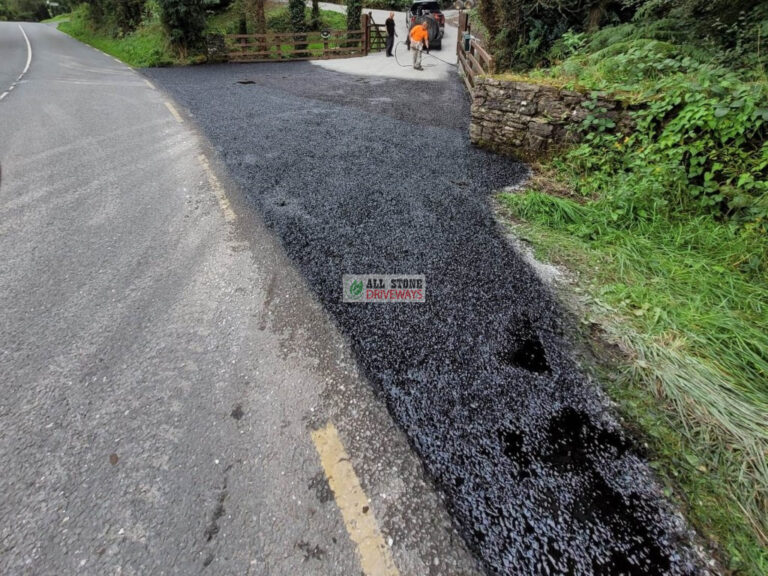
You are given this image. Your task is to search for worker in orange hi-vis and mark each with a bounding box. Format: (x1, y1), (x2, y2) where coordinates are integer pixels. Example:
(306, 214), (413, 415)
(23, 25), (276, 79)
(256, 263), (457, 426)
(409, 21), (430, 71)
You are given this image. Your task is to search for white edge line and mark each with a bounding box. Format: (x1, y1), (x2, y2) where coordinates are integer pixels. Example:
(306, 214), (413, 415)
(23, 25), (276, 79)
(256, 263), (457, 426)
(2, 24), (32, 102)
(18, 24), (32, 76)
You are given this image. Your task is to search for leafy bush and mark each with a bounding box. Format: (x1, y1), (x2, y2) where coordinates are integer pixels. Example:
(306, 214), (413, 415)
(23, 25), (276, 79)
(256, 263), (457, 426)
(2, 0), (51, 21)
(346, 0), (361, 31)
(266, 7), (345, 33)
(362, 0), (409, 10)
(84, 0), (146, 35)
(477, 0), (768, 73)
(551, 54), (768, 238)
(158, 0), (206, 54)
(288, 0), (304, 31)
(265, 7), (292, 32)
(59, 3), (176, 66)
(477, 0), (636, 70)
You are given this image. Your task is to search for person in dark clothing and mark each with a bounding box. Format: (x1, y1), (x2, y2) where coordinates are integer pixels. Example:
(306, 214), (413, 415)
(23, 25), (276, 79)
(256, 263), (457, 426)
(385, 12), (396, 57)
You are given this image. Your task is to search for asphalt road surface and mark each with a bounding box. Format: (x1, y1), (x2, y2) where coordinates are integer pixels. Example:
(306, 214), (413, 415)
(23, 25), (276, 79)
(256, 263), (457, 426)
(0, 22), (483, 576)
(144, 38), (706, 576)
(1, 17), (708, 576)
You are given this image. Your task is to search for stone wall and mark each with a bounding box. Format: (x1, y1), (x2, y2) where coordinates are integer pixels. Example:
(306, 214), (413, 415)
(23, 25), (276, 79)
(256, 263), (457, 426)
(470, 77), (633, 159)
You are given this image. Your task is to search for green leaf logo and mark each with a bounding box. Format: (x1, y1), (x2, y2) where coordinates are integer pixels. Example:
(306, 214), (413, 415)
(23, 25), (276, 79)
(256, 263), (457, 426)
(349, 279), (364, 299)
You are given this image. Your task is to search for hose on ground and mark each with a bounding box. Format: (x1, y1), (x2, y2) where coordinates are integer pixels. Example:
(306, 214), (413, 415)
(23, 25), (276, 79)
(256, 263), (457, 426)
(393, 41), (458, 68)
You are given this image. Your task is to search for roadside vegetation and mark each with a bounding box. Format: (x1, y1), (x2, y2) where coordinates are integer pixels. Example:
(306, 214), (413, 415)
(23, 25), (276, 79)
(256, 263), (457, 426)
(32, 0), (351, 66)
(482, 1), (767, 573)
(58, 3), (178, 66)
(1, 0), (60, 20)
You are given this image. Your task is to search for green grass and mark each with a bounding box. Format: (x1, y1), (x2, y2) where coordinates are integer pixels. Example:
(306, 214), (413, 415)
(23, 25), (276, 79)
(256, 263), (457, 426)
(41, 13), (71, 23)
(205, 7), (243, 35)
(58, 7), (177, 67)
(494, 36), (768, 573)
(496, 190), (768, 575)
(206, 4), (347, 35)
(318, 9), (346, 31)
(57, 5), (351, 67)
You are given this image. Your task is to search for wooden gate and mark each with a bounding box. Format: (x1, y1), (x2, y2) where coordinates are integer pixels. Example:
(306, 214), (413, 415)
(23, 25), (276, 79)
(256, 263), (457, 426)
(207, 14), (389, 63)
(223, 29), (365, 62)
(366, 12), (388, 52)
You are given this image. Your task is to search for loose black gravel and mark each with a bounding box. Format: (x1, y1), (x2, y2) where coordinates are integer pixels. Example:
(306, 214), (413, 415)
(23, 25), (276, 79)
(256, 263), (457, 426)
(145, 62), (702, 575)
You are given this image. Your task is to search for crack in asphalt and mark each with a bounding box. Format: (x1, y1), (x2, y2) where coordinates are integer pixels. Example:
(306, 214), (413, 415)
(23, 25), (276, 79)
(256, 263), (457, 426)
(145, 62), (703, 575)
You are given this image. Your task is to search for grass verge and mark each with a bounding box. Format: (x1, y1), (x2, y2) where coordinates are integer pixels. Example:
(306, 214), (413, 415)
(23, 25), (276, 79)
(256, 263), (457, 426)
(41, 13), (71, 23)
(57, 4), (350, 68)
(496, 184), (768, 575)
(58, 7), (177, 67)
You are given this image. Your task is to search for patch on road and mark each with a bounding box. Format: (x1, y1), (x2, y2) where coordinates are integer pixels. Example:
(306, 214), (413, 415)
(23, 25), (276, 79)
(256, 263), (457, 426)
(145, 63), (703, 575)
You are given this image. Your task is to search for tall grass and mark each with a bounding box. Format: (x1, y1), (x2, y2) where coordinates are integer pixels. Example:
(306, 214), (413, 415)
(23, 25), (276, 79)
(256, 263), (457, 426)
(499, 190), (768, 574)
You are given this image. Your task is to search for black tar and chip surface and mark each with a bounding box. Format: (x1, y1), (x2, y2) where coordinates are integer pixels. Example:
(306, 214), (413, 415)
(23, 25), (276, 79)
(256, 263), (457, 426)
(145, 62), (703, 575)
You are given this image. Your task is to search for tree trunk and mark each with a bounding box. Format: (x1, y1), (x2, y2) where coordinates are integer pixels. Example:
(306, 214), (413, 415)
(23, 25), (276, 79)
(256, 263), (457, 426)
(478, 0), (500, 39)
(587, 0), (609, 32)
(311, 0), (320, 31)
(255, 0), (266, 35)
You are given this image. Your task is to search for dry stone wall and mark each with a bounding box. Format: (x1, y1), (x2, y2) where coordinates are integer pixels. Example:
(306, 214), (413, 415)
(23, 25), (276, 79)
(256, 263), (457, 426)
(470, 77), (633, 159)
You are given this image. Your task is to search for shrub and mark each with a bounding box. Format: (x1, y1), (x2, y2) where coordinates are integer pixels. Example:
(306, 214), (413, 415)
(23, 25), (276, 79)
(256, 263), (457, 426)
(362, 0), (409, 10)
(346, 0), (361, 31)
(2, 0), (51, 21)
(84, 0), (146, 35)
(158, 0), (206, 54)
(288, 0), (305, 31)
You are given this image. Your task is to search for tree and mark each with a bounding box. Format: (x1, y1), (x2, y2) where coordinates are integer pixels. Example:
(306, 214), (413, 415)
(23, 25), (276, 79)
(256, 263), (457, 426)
(311, 0), (319, 31)
(288, 0), (307, 54)
(158, 0), (207, 56)
(239, 0), (265, 34)
(478, 0), (500, 38)
(3, 0), (50, 21)
(346, 0), (361, 32)
(240, 0), (265, 51)
(288, 0), (305, 31)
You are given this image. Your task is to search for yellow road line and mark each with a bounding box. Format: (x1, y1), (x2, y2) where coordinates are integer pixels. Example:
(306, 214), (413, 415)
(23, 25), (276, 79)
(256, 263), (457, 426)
(164, 101), (183, 123)
(144, 79), (156, 90)
(198, 154), (236, 223)
(311, 423), (400, 576)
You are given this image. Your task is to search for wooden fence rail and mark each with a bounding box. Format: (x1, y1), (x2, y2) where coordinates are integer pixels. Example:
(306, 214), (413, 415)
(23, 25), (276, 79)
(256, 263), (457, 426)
(208, 13), (386, 63)
(456, 11), (495, 93)
(223, 29), (366, 62)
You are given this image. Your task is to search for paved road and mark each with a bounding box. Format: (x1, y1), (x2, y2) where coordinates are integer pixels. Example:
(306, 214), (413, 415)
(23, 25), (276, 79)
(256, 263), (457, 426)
(146, 44), (704, 576)
(0, 22), (481, 575)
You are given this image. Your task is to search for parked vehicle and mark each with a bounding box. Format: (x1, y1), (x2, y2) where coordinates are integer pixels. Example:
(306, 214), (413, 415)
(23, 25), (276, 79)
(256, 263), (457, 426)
(405, 1), (444, 50)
